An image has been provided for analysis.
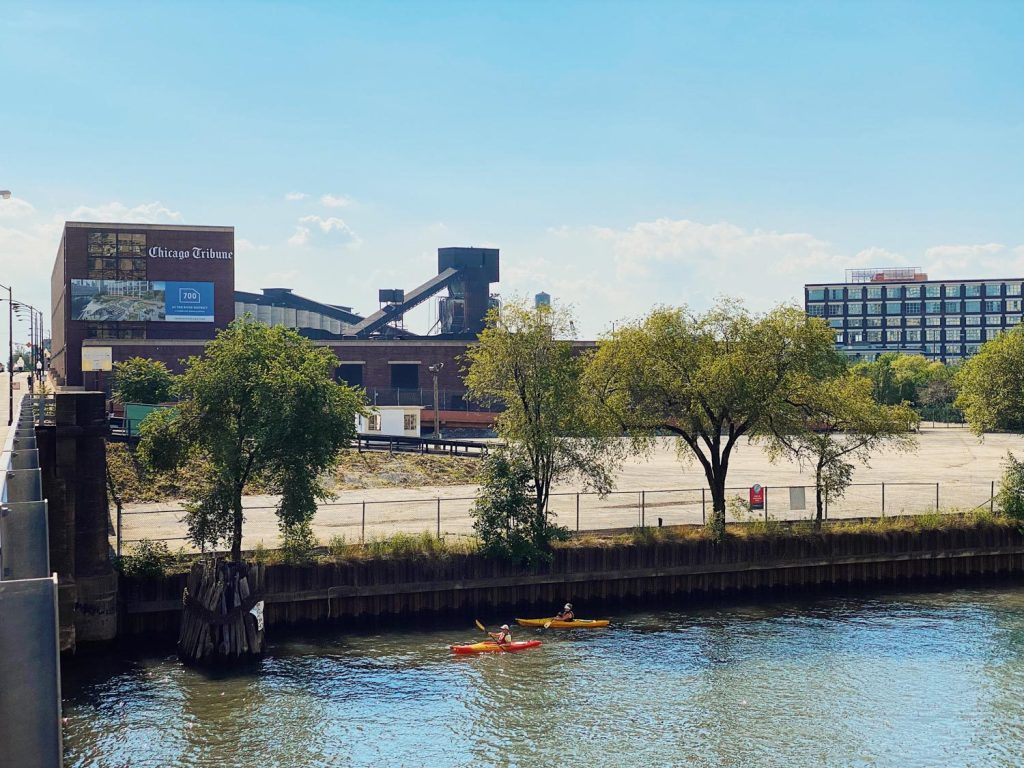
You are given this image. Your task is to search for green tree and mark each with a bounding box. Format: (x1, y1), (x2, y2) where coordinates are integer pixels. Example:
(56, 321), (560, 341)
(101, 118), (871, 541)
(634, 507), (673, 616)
(997, 452), (1024, 521)
(138, 319), (364, 560)
(470, 448), (568, 564)
(762, 372), (918, 527)
(955, 326), (1024, 434)
(464, 301), (620, 553)
(113, 357), (175, 404)
(585, 300), (840, 537)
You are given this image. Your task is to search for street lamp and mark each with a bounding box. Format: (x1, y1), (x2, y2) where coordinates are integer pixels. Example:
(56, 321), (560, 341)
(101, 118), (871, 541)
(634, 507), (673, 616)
(428, 363), (444, 439)
(0, 283), (11, 425)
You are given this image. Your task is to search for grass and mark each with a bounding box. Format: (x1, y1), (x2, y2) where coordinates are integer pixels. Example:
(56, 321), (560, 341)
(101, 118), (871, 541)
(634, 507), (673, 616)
(319, 531), (481, 562)
(107, 443), (482, 504)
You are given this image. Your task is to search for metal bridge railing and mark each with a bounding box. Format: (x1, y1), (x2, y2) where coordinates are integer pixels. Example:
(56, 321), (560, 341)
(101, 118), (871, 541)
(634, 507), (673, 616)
(0, 394), (63, 768)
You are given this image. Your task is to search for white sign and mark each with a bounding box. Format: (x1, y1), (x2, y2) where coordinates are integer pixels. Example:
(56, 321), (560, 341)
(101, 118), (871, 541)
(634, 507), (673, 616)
(148, 246), (233, 260)
(81, 346), (113, 372)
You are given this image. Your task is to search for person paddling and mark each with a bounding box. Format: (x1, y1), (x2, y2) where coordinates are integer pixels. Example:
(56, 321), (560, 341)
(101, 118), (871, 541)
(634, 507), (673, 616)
(489, 624), (513, 646)
(555, 603), (575, 622)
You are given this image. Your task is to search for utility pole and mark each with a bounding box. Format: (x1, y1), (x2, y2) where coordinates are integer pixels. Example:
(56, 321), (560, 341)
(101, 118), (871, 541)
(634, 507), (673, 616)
(428, 362), (444, 439)
(0, 283), (11, 425)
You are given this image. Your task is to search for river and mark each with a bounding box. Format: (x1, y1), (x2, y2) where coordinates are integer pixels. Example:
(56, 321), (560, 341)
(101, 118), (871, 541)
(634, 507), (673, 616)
(62, 586), (1024, 767)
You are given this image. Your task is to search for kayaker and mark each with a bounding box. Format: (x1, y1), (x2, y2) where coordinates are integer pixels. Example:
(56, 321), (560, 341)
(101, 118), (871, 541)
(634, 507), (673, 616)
(555, 603), (575, 622)
(489, 624), (513, 645)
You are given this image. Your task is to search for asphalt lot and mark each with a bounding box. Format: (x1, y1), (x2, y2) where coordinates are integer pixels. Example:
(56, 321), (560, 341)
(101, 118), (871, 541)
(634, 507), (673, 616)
(120, 426), (1024, 551)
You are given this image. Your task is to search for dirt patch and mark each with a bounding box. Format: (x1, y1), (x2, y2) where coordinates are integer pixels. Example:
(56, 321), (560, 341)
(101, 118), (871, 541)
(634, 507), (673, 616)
(333, 450), (481, 489)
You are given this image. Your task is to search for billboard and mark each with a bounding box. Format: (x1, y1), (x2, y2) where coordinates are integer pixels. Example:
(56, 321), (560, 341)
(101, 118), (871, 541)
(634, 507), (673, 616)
(70, 280), (214, 322)
(81, 346), (112, 372)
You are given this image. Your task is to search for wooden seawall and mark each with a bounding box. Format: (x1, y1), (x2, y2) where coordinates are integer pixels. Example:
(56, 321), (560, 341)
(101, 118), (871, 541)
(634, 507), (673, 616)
(120, 524), (1024, 637)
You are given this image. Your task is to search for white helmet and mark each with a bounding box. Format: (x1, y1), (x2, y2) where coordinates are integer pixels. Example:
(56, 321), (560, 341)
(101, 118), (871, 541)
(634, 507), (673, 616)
(501, 624), (510, 631)
(564, 603), (572, 610)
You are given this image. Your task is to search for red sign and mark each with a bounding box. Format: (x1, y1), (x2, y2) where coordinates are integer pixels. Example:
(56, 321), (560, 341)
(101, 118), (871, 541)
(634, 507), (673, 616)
(749, 484), (765, 510)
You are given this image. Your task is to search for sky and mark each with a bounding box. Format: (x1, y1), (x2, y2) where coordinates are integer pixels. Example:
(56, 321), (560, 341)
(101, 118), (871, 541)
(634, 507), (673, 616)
(1, 0), (1023, 339)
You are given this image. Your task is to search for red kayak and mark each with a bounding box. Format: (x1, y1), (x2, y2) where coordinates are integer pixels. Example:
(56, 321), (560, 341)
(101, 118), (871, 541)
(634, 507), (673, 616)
(450, 640), (543, 654)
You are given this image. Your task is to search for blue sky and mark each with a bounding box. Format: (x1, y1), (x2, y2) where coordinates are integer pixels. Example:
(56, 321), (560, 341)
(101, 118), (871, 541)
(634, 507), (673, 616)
(2, 0), (1023, 337)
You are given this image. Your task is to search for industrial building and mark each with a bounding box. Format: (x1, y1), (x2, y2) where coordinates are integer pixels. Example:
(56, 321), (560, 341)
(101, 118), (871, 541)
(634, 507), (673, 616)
(50, 223), (514, 430)
(805, 268), (1024, 363)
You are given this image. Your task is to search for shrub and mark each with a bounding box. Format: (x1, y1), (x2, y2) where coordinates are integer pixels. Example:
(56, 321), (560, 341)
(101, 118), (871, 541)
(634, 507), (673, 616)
(997, 452), (1024, 521)
(280, 523), (318, 564)
(116, 539), (173, 578)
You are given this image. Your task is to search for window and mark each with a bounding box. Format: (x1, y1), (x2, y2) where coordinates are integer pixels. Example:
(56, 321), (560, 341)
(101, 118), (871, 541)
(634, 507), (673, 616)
(336, 363), (364, 387)
(905, 329), (922, 342)
(867, 318), (883, 327)
(835, 331), (844, 343)
(1007, 299), (1022, 312)
(85, 323), (144, 339)
(944, 344), (962, 355)
(867, 287), (882, 299)
(403, 414), (417, 431)
(925, 344), (942, 355)
(827, 304), (844, 316)
(926, 285), (941, 298)
(886, 302), (901, 315)
(985, 283), (1003, 296)
(925, 301), (942, 314)
(807, 304), (825, 317)
(1007, 283), (1022, 297)
(847, 302), (863, 315)
(867, 330), (882, 342)
(926, 329), (942, 341)
(944, 315), (961, 325)
(849, 331), (864, 343)
(389, 363), (419, 389)
(886, 316), (902, 326)
(965, 328), (981, 341)
(1008, 315), (1021, 326)
(984, 300), (1002, 313)
(965, 300), (981, 313)
(944, 284), (962, 297)
(848, 287), (864, 299)
(945, 328), (961, 341)
(965, 284), (982, 297)
(965, 344), (981, 355)
(886, 329), (901, 342)
(905, 285), (921, 298)
(807, 288), (825, 301)
(906, 317), (921, 327)
(926, 317), (941, 326)
(367, 414), (381, 431)
(87, 230), (147, 280)
(828, 318), (843, 328)
(944, 301), (961, 313)
(966, 316), (981, 326)
(985, 315), (1002, 325)
(905, 301), (922, 314)
(829, 288), (844, 300)
(867, 302), (882, 315)
(847, 317), (863, 327)
(986, 329), (1002, 340)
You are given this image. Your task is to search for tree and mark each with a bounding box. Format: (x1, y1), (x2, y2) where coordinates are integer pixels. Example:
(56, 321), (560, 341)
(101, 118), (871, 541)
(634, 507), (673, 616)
(470, 448), (567, 564)
(138, 319), (364, 560)
(955, 326), (1024, 434)
(997, 452), (1024, 521)
(585, 300), (840, 537)
(113, 357), (175, 404)
(464, 301), (620, 553)
(762, 372), (918, 527)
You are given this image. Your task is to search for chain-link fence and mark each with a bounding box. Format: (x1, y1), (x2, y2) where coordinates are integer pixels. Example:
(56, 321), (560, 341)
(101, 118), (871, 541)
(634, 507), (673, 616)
(118, 478), (1004, 553)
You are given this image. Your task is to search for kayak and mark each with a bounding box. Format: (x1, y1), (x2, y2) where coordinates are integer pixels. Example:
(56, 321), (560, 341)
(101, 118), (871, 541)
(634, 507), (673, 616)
(450, 640), (543, 654)
(516, 618), (609, 629)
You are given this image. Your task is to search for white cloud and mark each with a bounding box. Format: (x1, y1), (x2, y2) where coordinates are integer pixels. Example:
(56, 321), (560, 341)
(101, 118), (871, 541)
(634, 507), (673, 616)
(923, 242), (1024, 280)
(0, 197), (36, 219)
(284, 191), (308, 201)
(68, 201), (183, 224)
(320, 193), (354, 208)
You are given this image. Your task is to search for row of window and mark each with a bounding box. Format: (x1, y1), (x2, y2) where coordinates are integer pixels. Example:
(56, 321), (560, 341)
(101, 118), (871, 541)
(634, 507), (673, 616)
(842, 327), (1008, 344)
(808, 282), (1022, 301)
(819, 313), (1018, 328)
(84, 323), (145, 340)
(364, 414), (418, 432)
(809, 299), (1022, 316)
(87, 231), (148, 281)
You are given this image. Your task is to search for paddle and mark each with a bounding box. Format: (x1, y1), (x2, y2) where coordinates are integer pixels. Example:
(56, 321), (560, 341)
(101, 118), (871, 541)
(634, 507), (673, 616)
(475, 619), (509, 651)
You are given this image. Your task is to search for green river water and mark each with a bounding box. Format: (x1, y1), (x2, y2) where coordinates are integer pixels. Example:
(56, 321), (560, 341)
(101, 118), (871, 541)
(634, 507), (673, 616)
(62, 586), (1024, 767)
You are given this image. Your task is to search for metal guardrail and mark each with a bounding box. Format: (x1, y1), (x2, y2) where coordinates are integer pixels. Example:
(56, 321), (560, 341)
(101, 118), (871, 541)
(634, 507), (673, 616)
(0, 394), (63, 768)
(354, 433), (490, 456)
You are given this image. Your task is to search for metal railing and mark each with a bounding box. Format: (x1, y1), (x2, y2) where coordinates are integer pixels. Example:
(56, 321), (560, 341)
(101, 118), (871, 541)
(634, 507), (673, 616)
(119, 479), (1002, 550)
(0, 393), (63, 767)
(364, 387), (504, 412)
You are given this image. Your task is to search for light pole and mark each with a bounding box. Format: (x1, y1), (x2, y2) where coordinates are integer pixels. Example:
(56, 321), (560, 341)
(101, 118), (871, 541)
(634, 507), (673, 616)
(0, 283), (11, 425)
(428, 362), (444, 439)
(14, 302), (42, 391)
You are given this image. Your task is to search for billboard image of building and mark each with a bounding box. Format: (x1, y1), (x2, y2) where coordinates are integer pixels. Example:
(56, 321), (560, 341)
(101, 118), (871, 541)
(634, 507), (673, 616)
(69, 280), (215, 322)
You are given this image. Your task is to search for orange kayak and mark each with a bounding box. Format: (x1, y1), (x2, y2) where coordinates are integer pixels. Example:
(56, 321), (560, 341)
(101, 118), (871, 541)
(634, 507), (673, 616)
(450, 640), (543, 654)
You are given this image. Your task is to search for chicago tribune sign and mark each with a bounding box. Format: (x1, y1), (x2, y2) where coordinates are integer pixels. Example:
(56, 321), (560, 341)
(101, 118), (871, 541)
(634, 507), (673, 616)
(148, 246), (233, 260)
